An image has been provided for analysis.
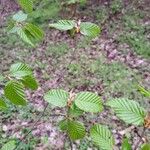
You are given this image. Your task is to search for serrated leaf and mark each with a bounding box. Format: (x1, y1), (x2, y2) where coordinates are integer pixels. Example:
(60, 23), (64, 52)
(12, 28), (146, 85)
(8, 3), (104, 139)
(138, 85), (150, 98)
(44, 89), (69, 107)
(0, 98), (7, 110)
(8, 26), (21, 34)
(17, 27), (34, 46)
(90, 124), (114, 150)
(18, 0), (33, 13)
(10, 62), (32, 78)
(12, 11), (27, 22)
(121, 137), (132, 150)
(67, 0), (78, 4)
(25, 23), (44, 41)
(68, 102), (83, 117)
(58, 119), (68, 131)
(21, 75), (38, 90)
(74, 92), (103, 113)
(80, 22), (100, 37)
(4, 80), (27, 106)
(1, 140), (16, 150)
(141, 143), (150, 150)
(49, 20), (75, 31)
(107, 98), (146, 125)
(7, 22), (16, 33)
(68, 120), (85, 140)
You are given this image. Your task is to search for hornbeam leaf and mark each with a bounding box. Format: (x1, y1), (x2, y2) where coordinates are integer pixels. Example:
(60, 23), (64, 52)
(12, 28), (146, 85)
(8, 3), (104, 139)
(18, 0), (33, 13)
(74, 92), (103, 113)
(68, 102), (83, 117)
(80, 22), (100, 37)
(4, 80), (27, 106)
(17, 28), (34, 46)
(44, 89), (69, 107)
(49, 20), (75, 31)
(67, 120), (85, 140)
(21, 75), (38, 90)
(58, 119), (68, 131)
(90, 124), (114, 150)
(12, 11), (27, 22)
(107, 98), (146, 125)
(0, 98), (7, 110)
(10, 62), (32, 78)
(25, 23), (44, 41)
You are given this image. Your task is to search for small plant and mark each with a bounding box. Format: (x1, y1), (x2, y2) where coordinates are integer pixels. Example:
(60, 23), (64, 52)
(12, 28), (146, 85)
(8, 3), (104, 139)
(49, 20), (100, 38)
(44, 90), (103, 140)
(0, 62), (38, 108)
(7, 0), (44, 46)
(1, 0), (150, 149)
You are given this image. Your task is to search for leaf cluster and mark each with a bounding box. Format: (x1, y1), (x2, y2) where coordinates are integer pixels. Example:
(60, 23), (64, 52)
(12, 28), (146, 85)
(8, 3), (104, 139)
(0, 63), (38, 108)
(7, 0), (44, 46)
(44, 88), (149, 149)
(49, 20), (101, 38)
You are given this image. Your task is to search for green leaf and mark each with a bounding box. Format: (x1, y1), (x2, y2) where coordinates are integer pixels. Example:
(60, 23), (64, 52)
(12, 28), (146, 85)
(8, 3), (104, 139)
(8, 26), (21, 34)
(12, 11), (27, 22)
(24, 23), (44, 41)
(17, 27), (34, 46)
(68, 102), (83, 117)
(59, 119), (86, 140)
(4, 80), (27, 106)
(18, 0), (33, 13)
(44, 89), (69, 107)
(58, 119), (68, 131)
(138, 85), (150, 98)
(7, 19), (22, 35)
(67, 0), (78, 4)
(0, 98), (7, 110)
(21, 75), (38, 90)
(141, 143), (150, 150)
(121, 137), (132, 150)
(74, 92), (103, 113)
(106, 98), (146, 125)
(80, 22), (100, 37)
(90, 124), (114, 150)
(10, 62), (32, 78)
(68, 120), (85, 140)
(1, 140), (16, 150)
(49, 20), (75, 31)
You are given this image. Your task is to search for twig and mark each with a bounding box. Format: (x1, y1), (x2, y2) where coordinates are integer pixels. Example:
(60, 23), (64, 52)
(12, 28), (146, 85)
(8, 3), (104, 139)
(134, 127), (146, 150)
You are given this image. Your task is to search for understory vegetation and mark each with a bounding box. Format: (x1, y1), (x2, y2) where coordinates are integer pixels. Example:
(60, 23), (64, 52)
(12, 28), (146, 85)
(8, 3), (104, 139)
(0, 0), (150, 150)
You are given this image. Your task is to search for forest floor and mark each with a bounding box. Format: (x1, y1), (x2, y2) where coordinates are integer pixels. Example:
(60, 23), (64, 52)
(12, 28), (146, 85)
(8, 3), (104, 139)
(0, 0), (150, 149)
